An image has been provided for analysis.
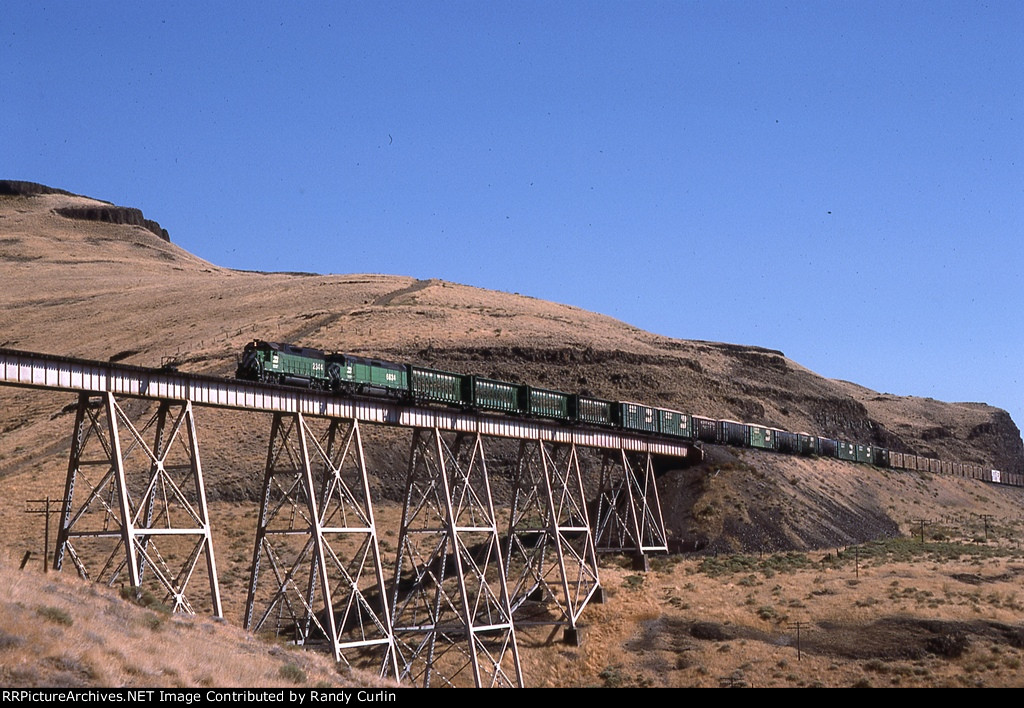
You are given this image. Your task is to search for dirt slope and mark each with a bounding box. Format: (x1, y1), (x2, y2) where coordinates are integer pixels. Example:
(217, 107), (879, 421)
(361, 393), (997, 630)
(0, 182), (1021, 524)
(4, 182), (1024, 688)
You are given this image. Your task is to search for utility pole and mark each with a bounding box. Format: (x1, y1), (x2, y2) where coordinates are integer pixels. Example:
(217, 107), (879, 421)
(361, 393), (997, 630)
(789, 621), (808, 662)
(24, 496), (58, 573)
(979, 514), (994, 542)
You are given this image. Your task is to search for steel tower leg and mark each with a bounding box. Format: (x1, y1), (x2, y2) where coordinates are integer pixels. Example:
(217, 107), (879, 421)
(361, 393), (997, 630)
(506, 440), (601, 645)
(53, 392), (222, 616)
(390, 428), (523, 688)
(243, 413), (397, 678)
(593, 450), (668, 567)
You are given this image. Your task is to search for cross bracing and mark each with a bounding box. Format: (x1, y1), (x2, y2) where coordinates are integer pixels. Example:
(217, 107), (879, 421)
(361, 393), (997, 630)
(0, 347), (695, 687)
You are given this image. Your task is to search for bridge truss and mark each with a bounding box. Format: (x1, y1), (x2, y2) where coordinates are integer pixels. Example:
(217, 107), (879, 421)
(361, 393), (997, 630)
(0, 348), (697, 687)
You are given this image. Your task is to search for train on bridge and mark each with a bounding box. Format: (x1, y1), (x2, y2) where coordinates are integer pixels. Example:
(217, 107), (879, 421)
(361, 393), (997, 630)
(235, 339), (1017, 486)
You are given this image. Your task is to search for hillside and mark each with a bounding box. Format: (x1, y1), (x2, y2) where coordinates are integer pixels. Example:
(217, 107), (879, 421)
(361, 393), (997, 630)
(1, 182), (1018, 469)
(2, 182), (1024, 687)
(0, 552), (390, 689)
(1, 180), (1021, 516)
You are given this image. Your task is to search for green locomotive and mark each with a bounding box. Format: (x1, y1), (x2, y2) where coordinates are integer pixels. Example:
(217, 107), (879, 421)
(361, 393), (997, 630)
(235, 340), (407, 396)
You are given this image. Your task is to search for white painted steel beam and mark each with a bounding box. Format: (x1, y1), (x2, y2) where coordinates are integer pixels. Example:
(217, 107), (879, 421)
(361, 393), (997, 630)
(0, 348), (694, 457)
(53, 393), (222, 616)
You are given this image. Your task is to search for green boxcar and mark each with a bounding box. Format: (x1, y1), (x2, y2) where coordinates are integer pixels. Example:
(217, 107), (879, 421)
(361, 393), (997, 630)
(327, 354), (407, 393)
(657, 408), (691, 438)
(872, 447), (890, 467)
(521, 386), (571, 420)
(837, 441), (857, 461)
(749, 425), (778, 450)
(797, 434), (818, 456)
(570, 395), (615, 426)
(618, 402), (658, 433)
(855, 444), (873, 464)
(408, 365), (464, 405)
(464, 376), (523, 413)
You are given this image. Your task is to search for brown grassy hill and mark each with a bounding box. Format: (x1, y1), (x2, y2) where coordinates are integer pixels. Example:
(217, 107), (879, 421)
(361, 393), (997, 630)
(2, 182), (1024, 687)
(0, 552), (391, 689)
(1, 183), (1018, 464)
(0, 181), (1020, 520)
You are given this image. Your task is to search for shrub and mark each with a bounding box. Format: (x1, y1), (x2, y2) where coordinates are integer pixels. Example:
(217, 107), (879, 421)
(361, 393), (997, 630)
(622, 574), (644, 591)
(926, 632), (969, 658)
(279, 664), (306, 685)
(36, 606), (73, 627)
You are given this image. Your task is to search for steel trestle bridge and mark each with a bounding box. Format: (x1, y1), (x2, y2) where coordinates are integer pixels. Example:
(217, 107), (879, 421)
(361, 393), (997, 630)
(0, 348), (696, 687)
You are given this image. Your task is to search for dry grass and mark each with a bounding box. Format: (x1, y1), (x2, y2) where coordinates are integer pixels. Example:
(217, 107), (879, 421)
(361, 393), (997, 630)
(518, 537), (1024, 688)
(2, 185), (1024, 687)
(3, 475), (1024, 687)
(0, 551), (394, 688)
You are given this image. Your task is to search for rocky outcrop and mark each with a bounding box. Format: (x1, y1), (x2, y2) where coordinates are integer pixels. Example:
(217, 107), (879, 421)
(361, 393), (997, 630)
(0, 180), (82, 198)
(968, 410), (1024, 476)
(0, 180), (170, 242)
(53, 205), (170, 242)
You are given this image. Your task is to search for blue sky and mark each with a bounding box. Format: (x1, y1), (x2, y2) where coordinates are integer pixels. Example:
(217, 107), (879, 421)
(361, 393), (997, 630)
(3, 2), (1022, 437)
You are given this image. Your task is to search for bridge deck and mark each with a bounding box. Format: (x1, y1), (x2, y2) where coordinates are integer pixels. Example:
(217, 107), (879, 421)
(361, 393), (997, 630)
(0, 348), (695, 457)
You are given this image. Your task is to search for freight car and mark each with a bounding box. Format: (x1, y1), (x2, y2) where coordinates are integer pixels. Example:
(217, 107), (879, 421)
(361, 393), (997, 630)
(234, 340), (1015, 485)
(234, 340), (695, 438)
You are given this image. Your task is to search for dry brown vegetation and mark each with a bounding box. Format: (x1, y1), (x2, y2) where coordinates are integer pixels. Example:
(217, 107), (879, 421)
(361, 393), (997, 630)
(544, 534), (1024, 688)
(5, 523), (1024, 688)
(0, 551), (393, 688)
(2, 183), (1023, 687)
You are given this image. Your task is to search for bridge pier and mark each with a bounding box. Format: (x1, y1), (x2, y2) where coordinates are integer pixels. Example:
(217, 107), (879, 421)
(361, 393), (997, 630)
(593, 450), (668, 564)
(506, 440), (601, 644)
(390, 428), (522, 688)
(0, 348), (702, 687)
(53, 392), (222, 616)
(243, 413), (398, 678)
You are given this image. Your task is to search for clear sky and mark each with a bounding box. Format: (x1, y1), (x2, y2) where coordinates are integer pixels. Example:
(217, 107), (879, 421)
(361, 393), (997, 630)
(3, 2), (1022, 437)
